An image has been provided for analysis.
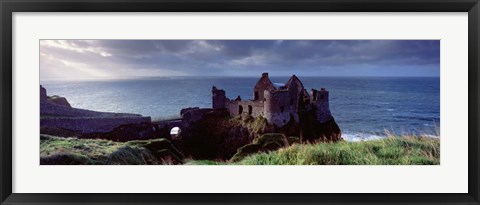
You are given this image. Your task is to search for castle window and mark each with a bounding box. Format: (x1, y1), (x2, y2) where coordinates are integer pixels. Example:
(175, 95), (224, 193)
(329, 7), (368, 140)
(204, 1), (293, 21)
(238, 105), (243, 115)
(280, 106), (285, 112)
(248, 105), (253, 115)
(290, 98), (293, 105)
(320, 94), (324, 100)
(254, 91), (259, 100)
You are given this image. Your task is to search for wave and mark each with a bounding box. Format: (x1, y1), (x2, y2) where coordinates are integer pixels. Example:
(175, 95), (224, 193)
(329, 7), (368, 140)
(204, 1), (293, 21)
(423, 134), (439, 138)
(394, 115), (440, 121)
(342, 133), (385, 142)
(342, 132), (439, 142)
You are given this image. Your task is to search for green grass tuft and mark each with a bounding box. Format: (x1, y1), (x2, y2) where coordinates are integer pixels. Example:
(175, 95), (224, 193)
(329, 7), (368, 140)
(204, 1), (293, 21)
(41, 133), (440, 165)
(40, 134), (184, 165)
(236, 136), (439, 165)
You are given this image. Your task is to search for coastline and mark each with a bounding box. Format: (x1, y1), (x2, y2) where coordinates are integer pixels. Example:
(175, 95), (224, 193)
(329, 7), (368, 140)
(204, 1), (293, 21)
(39, 74), (440, 165)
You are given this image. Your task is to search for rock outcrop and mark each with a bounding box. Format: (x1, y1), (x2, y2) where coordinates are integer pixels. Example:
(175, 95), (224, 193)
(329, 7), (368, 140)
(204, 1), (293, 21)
(107, 138), (185, 165)
(175, 103), (341, 160)
(48, 95), (71, 108)
(180, 107), (212, 127)
(40, 85), (72, 108)
(40, 85), (48, 102)
(175, 109), (274, 160)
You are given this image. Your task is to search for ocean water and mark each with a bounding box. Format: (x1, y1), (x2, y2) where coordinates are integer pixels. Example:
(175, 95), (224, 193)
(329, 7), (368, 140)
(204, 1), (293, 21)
(41, 76), (440, 141)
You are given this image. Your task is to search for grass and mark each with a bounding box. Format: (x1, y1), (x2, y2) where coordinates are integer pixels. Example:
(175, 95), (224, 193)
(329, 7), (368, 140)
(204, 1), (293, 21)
(239, 136), (439, 165)
(230, 133), (299, 162)
(218, 113), (273, 138)
(40, 134), (124, 164)
(40, 134), (183, 165)
(184, 160), (227, 165)
(186, 136), (440, 165)
(235, 114), (272, 135)
(41, 132), (440, 165)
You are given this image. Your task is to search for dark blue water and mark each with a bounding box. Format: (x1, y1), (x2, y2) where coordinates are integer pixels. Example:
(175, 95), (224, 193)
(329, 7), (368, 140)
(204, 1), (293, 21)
(42, 77), (440, 141)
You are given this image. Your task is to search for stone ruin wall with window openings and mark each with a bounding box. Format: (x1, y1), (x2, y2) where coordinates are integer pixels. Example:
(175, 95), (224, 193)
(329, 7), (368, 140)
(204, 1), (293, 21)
(212, 72), (332, 127)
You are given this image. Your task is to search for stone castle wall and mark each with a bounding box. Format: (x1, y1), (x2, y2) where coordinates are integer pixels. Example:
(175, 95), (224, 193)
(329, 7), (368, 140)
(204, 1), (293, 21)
(253, 73), (275, 101)
(264, 90), (294, 127)
(315, 88), (332, 123)
(212, 86), (227, 109)
(226, 100), (264, 117)
(211, 73), (333, 127)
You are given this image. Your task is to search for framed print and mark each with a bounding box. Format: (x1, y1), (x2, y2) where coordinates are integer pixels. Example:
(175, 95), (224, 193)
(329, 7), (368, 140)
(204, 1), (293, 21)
(1, 0), (479, 204)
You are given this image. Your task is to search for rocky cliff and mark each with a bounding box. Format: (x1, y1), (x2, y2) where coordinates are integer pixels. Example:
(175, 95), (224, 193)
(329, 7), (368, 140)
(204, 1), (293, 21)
(40, 85), (151, 135)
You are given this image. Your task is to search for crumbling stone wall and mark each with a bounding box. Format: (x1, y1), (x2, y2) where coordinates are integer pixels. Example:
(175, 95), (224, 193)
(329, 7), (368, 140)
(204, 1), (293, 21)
(253, 73), (275, 101)
(226, 100), (264, 117)
(285, 75), (306, 121)
(264, 90), (293, 127)
(211, 73), (334, 128)
(212, 86), (226, 109)
(315, 88), (332, 123)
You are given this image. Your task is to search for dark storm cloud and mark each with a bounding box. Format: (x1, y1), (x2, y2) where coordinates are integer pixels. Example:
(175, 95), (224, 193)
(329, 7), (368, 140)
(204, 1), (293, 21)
(40, 40), (440, 79)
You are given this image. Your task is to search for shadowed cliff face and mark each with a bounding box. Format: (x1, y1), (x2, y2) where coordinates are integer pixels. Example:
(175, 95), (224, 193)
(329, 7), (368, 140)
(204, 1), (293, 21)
(174, 109), (275, 160)
(40, 122), (167, 142)
(295, 105), (342, 143)
(176, 108), (342, 160)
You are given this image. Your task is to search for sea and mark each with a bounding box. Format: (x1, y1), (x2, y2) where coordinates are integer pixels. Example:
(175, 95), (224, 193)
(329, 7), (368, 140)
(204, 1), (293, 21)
(41, 76), (440, 142)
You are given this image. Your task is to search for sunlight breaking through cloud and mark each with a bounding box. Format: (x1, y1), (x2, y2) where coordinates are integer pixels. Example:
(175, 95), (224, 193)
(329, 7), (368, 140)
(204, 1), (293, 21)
(40, 40), (440, 80)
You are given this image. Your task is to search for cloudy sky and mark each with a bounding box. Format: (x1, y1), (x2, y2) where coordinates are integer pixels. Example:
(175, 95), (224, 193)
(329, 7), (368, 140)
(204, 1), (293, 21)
(40, 40), (440, 80)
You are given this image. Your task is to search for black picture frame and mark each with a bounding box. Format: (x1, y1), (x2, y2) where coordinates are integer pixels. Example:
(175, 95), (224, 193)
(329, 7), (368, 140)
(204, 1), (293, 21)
(1, 0), (479, 204)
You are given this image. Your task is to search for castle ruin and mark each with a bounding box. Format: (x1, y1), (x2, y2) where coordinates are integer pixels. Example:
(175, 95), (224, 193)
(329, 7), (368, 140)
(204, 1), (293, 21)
(212, 73), (333, 127)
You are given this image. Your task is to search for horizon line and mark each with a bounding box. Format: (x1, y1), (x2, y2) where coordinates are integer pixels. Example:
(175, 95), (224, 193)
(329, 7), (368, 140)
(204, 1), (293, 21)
(40, 75), (440, 82)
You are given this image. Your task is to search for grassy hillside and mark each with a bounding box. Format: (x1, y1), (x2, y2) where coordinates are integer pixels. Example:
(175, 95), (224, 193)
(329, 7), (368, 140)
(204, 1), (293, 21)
(41, 134), (439, 165)
(187, 136), (440, 165)
(40, 134), (184, 165)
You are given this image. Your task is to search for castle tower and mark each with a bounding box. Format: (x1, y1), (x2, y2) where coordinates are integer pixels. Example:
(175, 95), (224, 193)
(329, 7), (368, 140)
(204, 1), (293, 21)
(212, 86), (226, 109)
(310, 89), (318, 101)
(264, 90), (291, 127)
(316, 88), (332, 123)
(253, 73), (275, 101)
(285, 75), (306, 113)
